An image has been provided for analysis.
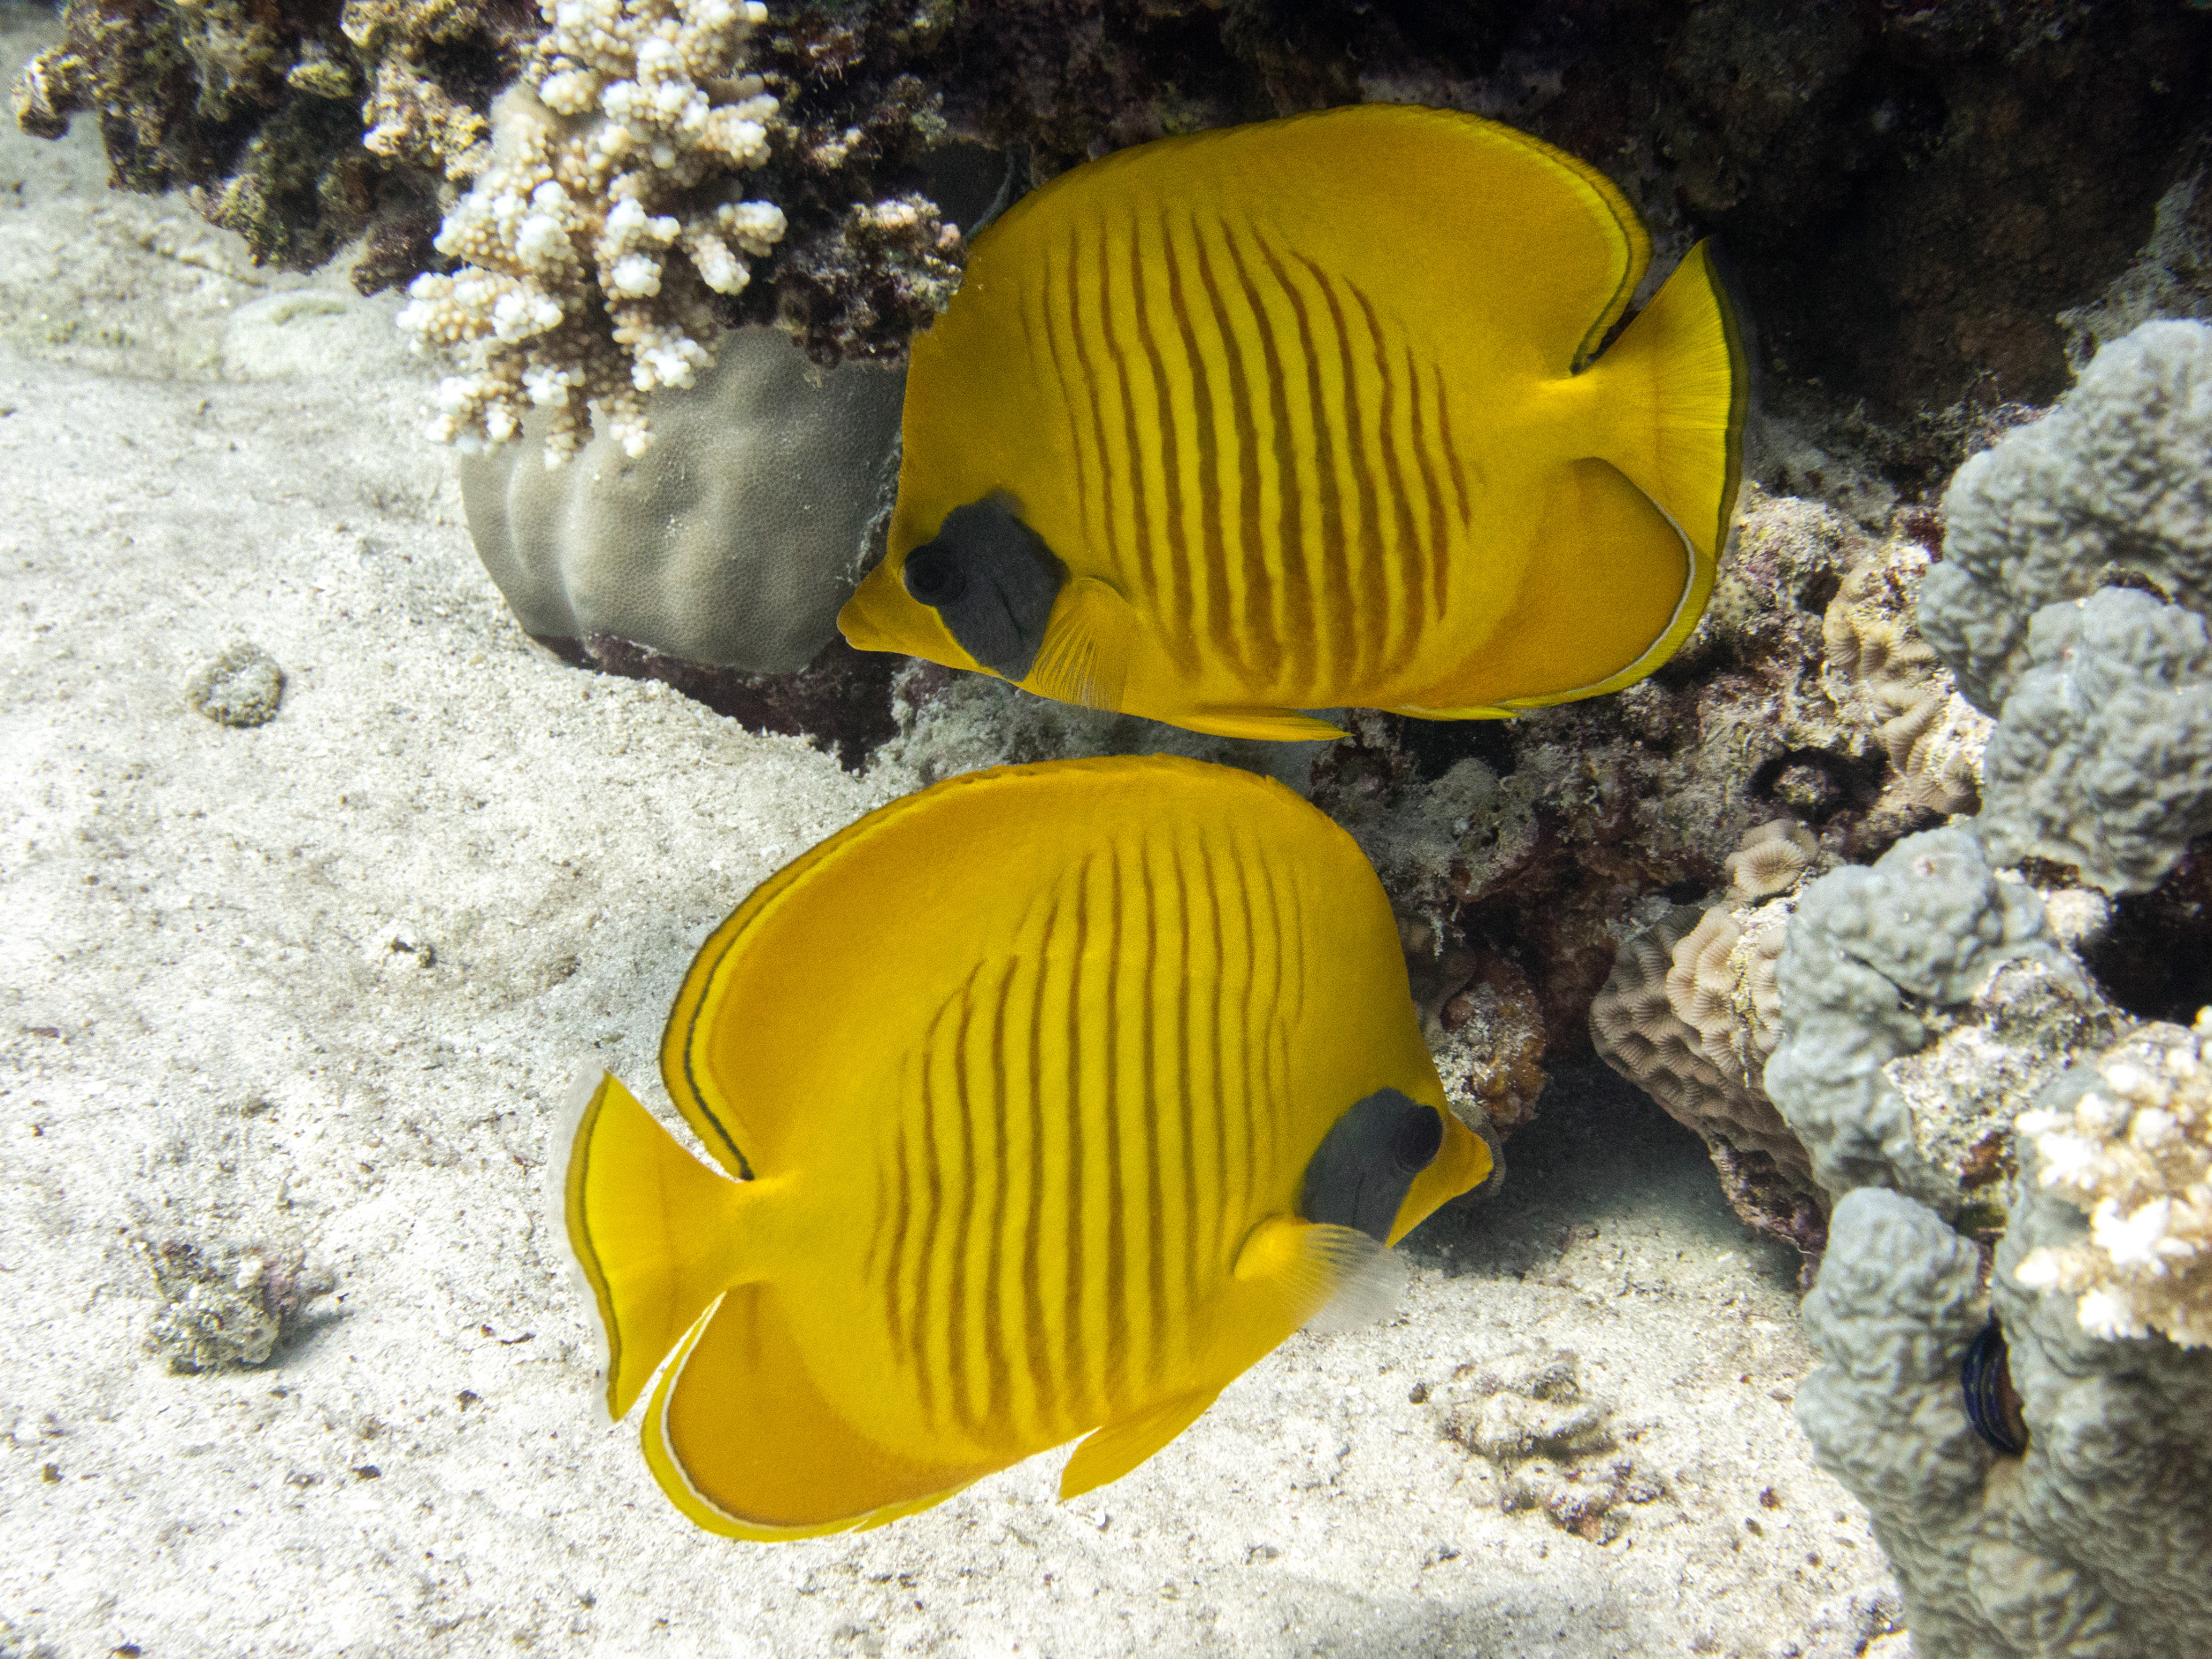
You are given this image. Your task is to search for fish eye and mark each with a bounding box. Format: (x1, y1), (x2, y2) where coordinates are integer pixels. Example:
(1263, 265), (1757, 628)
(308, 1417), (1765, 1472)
(902, 543), (966, 606)
(1391, 1104), (1442, 1175)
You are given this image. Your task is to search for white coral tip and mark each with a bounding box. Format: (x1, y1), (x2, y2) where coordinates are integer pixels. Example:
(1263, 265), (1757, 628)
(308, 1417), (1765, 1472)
(2092, 1196), (2174, 1270)
(608, 253), (662, 297)
(2075, 1287), (2148, 1341)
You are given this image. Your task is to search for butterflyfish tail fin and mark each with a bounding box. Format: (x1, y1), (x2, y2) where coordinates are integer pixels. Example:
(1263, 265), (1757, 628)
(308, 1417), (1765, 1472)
(1586, 239), (1749, 572)
(1057, 1390), (1223, 1500)
(555, 1066), (753, 1424)
(1026, 576), (1134, 712)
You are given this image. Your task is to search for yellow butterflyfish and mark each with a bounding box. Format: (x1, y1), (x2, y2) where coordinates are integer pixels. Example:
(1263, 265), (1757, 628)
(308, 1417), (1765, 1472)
(556, 755), (1491, 1539)
(837, 103), (1748, 741)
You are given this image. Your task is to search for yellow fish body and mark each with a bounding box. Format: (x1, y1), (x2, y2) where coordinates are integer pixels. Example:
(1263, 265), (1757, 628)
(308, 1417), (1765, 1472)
(837, 104), (1748, 741)
(557, 755), (1491, 1539)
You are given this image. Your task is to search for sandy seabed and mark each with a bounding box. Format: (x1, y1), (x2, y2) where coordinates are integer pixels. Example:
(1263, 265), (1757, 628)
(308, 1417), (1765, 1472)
(0, 10), (1907, 1656)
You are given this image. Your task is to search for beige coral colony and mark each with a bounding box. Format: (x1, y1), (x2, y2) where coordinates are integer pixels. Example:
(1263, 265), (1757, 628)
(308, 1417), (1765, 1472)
(13, 0), (2212, 1654)
(399, 0), (788, 463)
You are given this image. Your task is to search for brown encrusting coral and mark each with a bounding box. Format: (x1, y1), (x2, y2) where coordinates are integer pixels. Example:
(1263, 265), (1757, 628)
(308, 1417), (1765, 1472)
(19, 2), (2212, 470)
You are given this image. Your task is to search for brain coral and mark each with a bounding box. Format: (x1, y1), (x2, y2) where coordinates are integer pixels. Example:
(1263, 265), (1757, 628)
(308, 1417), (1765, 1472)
(457, 325), (904, 673)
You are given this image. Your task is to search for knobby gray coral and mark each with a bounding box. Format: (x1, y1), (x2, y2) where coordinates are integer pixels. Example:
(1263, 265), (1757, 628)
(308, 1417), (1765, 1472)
(1800, 1183), (2212, 1657)
(1921, 318), (2212, 715)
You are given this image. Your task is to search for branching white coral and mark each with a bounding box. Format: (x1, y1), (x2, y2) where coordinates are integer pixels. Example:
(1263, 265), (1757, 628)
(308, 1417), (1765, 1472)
(2013, 1010), (2212, 1346)
(397, 0), (787, 463)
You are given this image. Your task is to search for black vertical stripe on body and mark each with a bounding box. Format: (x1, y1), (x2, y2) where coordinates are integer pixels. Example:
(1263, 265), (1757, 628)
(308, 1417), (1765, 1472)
(1129, 222), (1195, 677)
(1063, 857), (1092, 1418)
(1197, 833), (1233, 1277)
(883, 1118), (914, 1351)
(1225, 842), (1262, 1231)
(1102, 850), (1129, 1402)
(910, 999), (951, 1429)
(1171, 835), (1202, 1350)
(1255, 233), (1349, 702)
(1162, 217), (1242, 687)
(1251, 839), (1296, 1186)
(1432, 364), (1474, 531)
(1022, 895), (1056, 1429)
(1402, 337), (1453, 627)
(1096, 228), (1160, 619)
(1189, 227), (1275, 686)
(1065, 232), (1120, 592)
(981, 960), (1018, 1433)
(1220, 226), (1314, 698)
(945, 969), (981, 1433)
(1036, 243), (1099, 572)
(1348, 281), (1429, 678)
(1296, 254), (1386, 690)
(1135, 840), (1169, 1390)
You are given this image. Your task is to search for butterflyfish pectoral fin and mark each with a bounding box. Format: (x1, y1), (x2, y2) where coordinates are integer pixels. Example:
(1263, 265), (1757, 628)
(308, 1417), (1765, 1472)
(1166, 707), (1349, 742)
(556, 1067), (753, 1423)
(642, 1283), (995, 1540)
(1232, 1215), (1390, 1333)
(1026, 576), (1135, 712)
(1057, 1390), (1224, 1500)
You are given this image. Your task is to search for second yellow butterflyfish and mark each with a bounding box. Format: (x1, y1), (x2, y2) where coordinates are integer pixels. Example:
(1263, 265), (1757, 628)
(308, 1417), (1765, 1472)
(555, 755), (1491, 1539)
(837, 102), (1748, 741)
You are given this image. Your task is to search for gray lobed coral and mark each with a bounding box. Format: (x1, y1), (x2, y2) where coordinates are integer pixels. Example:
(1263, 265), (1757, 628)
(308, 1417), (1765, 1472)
(1922, 319), (2212, 718)
(456, 325), (904, 673)
(1798, 1164), (2212, 1655)
(1763, 827), (2101, 1214)
(1772, 818), (2212, 1652)
(1919, 319), (2212, 895)
(1975, 588), (2212, 894)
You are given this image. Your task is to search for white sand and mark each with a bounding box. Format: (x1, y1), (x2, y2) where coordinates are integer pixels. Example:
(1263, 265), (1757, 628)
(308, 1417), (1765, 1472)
(0, 10), (1903, 1655)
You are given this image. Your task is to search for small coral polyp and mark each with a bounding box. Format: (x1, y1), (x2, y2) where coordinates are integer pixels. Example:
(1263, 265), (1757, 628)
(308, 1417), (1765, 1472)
(398, 0), (787, 464)
(2014, 1012), (2212, 1347)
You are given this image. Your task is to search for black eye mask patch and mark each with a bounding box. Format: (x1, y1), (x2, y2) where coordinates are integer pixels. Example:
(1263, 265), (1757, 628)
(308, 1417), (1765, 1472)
(1299, 1087), (1445, 1244)
(901, 495), (1069, 681)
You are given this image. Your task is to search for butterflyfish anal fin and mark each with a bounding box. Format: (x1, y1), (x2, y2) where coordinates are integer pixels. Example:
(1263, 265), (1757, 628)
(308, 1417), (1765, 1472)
(556, 1067), (752, 1423)
(1166, 707), (1348, 742)
(1057, 1390), (1224, 1501)
(1025, 577), (1135, 712)
(643, 1283), (995, 1540)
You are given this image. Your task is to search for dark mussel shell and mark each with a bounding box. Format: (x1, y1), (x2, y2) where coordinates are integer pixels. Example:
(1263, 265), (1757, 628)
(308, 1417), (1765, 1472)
(1962, 1316), (2029, 1455)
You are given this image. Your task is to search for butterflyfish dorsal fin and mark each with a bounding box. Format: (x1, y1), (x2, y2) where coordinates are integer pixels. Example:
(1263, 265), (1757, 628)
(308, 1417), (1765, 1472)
(1025, 576), (1135, 712)
(642, 1284), (995, 1540)
(1057, 1391), (1223, 1501)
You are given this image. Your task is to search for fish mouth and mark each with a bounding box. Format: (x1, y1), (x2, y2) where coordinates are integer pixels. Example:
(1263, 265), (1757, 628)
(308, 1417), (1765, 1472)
(836, 566), (902, 654)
